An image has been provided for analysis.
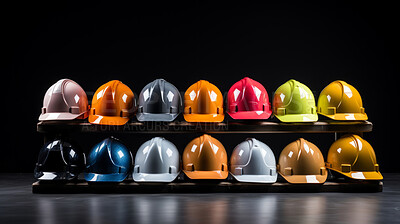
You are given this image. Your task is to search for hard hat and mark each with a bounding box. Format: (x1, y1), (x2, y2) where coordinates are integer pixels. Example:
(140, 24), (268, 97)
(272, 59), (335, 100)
(227, 77), (272, 120)
(183, 80), (224, 122)
(182, 134), (228, 179)
(277, 138), (327, 184)
(34, 139), (85, 180)
(133, 137), (180, 182)
(230, 138), (277, 183)
(317, 80), (367, 120)
(273, 79), (318, 122)
(136, 79), (182, 122)
(39, 79), (89, 121)
(84, 137), (132, 182)
(326, 134), (382, 180)
(89, 80), (136, 125)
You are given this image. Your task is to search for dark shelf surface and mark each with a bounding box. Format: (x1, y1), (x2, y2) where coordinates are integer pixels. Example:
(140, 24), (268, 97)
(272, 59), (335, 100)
(37, 120), (373, 134)
(32, 179), (382, 193)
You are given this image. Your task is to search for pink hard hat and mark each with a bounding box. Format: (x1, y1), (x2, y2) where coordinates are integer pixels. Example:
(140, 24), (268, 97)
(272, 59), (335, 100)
(39, 79), (89, 121)
(227, 77), (272, 120)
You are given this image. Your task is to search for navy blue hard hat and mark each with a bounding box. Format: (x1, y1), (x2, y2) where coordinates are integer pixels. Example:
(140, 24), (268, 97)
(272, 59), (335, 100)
(84, 137), (132, 182)
(34, 139), (85, 180)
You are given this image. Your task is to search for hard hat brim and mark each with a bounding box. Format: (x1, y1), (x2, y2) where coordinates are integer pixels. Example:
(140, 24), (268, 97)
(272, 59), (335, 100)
(84, 172), (128, 182)
(39, 112), (87, 121)
(89, 115), (130, 125)
(183, 170), (228, 179)
(279, 173), (327, 184)
(35, 171), (75, 180)
(184, 114), (224, 122)
(136, 113), (179, 122)
(330, 169), (383, 180)
(227, 111), (272, 120)
(318, 113), (368, 121)
(275, 113), (318, 122)
(231, 173), (277, 183)
(133, 172), (180, 182)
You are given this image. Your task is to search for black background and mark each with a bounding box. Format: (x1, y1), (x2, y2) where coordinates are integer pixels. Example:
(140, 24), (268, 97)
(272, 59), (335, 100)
(4, 1), (399, 172)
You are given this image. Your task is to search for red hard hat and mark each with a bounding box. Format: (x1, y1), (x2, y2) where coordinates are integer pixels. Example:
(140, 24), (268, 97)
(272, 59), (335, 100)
(227, 77), (272, 119)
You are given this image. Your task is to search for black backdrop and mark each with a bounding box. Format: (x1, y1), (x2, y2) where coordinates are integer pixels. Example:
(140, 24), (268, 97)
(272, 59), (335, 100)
(4, 1), (399, 172)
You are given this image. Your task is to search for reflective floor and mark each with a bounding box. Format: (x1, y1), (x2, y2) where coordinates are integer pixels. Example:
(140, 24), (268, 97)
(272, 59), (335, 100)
(0, 174), (399, 224)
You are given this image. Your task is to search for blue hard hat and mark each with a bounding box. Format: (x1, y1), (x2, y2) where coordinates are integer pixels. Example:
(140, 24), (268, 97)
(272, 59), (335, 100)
(34, 139), (85, 180)
(84, 137), (132, 182)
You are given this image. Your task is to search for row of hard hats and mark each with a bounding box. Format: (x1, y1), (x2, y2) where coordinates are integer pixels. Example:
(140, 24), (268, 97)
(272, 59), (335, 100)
(34, 134), (382, 183)
(39, 78), (367, 124)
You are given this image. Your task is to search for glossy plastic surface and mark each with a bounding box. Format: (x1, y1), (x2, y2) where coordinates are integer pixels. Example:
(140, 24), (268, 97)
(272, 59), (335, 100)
(89, 80), (135, 125)
(183, 80), (224, 122)
(230, 138), (277, 183)
(278, 138), (327, 184)
(326, 135), (382, 180)
(34, 139), (85, 180)
(84, 137), (132, 182)
(133, 137), (180, 182)
(227, 77), (272, 120)
(317, 80), (367, 120)
(39, 79), (89, 121)
(273, 79), (318, 122)
(136, 79), (182, 122)
(182, 134), (228, 179)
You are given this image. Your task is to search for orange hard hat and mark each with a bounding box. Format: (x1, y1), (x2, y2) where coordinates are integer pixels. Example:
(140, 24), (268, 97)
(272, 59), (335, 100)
(183, 80), (224, 122)
(278, 138), (327, 184)
(182, 134), (228, 179)
(89, 80), (136, 125)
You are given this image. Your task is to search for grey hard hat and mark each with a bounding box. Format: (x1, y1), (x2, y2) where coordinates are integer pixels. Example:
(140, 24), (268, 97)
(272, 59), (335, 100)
(39, 79), (89, 121)
(230, 138), (277, 183)
(133, 137), (180, 182)
(136, 79), (182, 121)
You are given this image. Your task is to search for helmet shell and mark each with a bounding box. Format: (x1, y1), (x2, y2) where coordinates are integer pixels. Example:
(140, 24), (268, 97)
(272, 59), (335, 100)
(34, 139), (85, 180)
(326, 135), (382, 180)
(133, 137), (180, 182)
(230, 138), (277, 183)
(39, 79), (89, 121)
(136, 79), (182, 122)
(317, 80), (367, 120)
(273, 79), (318, 122)
(278, 138), (327, 184)
(227, 77), (272, 120)
(89, 80), (136, 125)
(84, 137), (132, 182)
(182, 134), (228, 179)
(183, 80), (224, 122)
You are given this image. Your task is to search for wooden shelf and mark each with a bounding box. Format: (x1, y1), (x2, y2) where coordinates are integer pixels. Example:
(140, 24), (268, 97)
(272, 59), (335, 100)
(32, 179), (383, 193)
(37, 120), (372, 134)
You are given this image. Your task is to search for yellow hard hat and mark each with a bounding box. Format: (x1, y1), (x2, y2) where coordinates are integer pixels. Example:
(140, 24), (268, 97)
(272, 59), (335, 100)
(317, 80), (367, 120)
(326, 135), (382, 180)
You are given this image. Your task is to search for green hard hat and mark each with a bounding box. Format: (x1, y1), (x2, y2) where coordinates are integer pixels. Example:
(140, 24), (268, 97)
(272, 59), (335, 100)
(273, 79), (318, 122)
